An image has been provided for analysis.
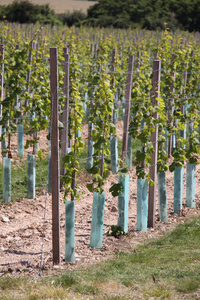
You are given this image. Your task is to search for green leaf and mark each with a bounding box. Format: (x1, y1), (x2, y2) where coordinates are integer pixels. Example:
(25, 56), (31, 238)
(86, 183), (94, 193)
(109, 183), (123, 197)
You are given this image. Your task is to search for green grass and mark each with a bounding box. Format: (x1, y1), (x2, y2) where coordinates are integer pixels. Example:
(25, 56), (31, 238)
(1, 215), (200, 299)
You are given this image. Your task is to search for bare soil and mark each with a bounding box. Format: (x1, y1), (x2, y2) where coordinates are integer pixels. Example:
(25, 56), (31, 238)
(0, 122), (200, 278)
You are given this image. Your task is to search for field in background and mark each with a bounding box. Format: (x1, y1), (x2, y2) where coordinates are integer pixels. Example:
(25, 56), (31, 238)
(0, 0), (97, 13)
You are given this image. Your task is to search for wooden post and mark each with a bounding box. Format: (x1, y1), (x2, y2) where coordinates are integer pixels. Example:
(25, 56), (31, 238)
(117, 55), (133, 234)
(94, 44), (98, 58)
(50, 47), (60, 265)
(110, 49), (118, 173)
(121, 55), (134, 167)
(111, 49), (116, 94)
(168, 54), (175, 157)
(25, 41), (33, 107)
(14, 45), (19, 123)
(148, 60), (161, 228)
(180, 63), (188, 141)
(86, 45), (95, 170)
(136, 50), (140, 77)
(60, 47), (69, 186)
(111, 48), (117, 124)
(0, 44), (4, 145)
(86, 122), (93, 170)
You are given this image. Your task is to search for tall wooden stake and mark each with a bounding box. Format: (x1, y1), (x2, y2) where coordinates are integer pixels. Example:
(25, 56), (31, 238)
(60, 47), (69, 186)
(25, 41), (33, 107)
(50, 47), (60, 265)
(0, 44), (4, 146)
(121, 55), (134, 167)
(148, 60), (161, 228)
(168, 54), (175, 157)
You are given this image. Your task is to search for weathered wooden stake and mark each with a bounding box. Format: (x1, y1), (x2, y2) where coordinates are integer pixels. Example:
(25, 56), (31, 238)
(0, 44), (4, 153)
(27, 153), (35, 199)
(50, 47), (60, 265)
(148, 60), (161, 228)
(117, 55), (134, 233)
(110, 48), (118, 173)
(60, 47), (69, 186)
(86, 122), (94, 170)
(168, 54), (175, 157)
(180, 63), (188, 143)
(25, 41), (33, 107)
(121, 55), (134, 167)
(186, 120), (196, 208)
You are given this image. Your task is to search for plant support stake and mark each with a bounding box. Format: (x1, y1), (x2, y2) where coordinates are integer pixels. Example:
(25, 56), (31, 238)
(0, 44), (4, 149)
(118, 55), (134, 233)
(60, 48), (69, 186)
(148, 59), (161, 228)
(50, 47), (60, 265)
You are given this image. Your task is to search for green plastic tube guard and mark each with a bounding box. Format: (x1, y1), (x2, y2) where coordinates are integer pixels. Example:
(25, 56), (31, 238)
(186, 163), (196, 208)
(3, 157), (11, 204)
(17, 124), (24, 158)
(174, 166), (183, 214)
(126, 135), (132, 170)
(110, 135), (118, 173)
(118, 174), (129, 233)
(90, 192), (105, 248)
(86, 139), (94, 170)
(65, 200), (75, 262)
(137, 178), (148, 232)
(158, 172), (168, 222)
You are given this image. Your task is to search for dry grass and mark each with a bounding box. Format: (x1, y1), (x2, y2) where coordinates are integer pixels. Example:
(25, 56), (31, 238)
(0, 0), (97, 13)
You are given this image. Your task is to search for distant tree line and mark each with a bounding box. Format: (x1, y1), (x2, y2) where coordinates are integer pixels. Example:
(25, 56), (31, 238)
(85, 0), (200, 31)
(0, 1), (60, 25)
(0, 0), (200, 31)
(0, 0), (87, 26)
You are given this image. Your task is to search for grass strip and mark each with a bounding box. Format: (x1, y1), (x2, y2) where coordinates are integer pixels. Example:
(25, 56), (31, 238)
(0, 215), (200, 299)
